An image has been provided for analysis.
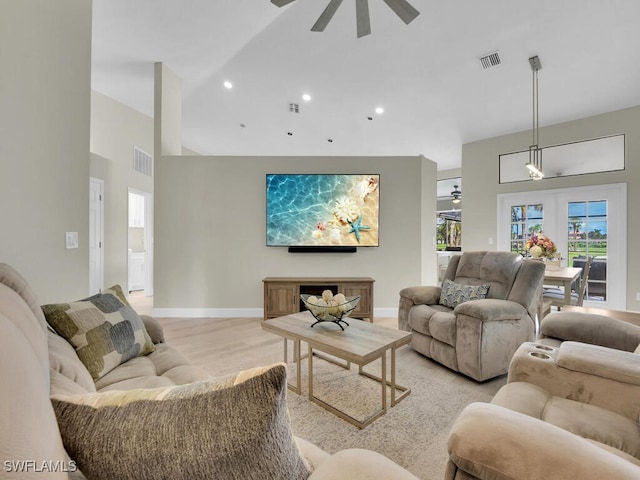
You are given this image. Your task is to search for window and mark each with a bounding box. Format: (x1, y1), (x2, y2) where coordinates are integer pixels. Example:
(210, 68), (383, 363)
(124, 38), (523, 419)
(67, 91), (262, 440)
(436, 177), (462, 251)
(499, 134), (624, 184)
(498, 183), (626, 309)
(567, 200), (607, 300)
(436, 211), (461, 251)
(510, 204), (543, 255)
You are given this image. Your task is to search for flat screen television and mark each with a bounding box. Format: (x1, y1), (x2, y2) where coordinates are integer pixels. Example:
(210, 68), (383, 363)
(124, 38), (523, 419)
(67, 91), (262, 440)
(266, 174), (380, 248)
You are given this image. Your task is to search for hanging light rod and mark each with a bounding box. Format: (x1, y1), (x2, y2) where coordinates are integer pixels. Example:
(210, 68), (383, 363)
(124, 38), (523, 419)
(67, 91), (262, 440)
(525, 55), (544, 180)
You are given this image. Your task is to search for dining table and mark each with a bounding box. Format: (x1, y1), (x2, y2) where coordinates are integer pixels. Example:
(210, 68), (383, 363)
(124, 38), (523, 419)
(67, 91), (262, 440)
(537, 264), (583, 323)
(543, 264), (583, 306)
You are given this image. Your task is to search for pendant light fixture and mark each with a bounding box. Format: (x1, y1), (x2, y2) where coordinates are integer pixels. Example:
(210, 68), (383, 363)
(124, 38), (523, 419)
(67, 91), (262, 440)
(525, 55), (544, 180)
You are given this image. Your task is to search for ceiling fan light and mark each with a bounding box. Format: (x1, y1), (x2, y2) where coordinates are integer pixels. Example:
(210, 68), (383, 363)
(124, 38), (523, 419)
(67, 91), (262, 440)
(450, 185), (462, 203)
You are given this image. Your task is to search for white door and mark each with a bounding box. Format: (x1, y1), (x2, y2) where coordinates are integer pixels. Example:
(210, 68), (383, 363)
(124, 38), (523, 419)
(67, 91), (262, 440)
(89, 178), (104, 295)
(497, 183), (627, 309)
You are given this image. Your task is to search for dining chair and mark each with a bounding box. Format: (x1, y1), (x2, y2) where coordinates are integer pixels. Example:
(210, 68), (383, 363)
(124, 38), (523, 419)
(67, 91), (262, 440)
(542, 256), (594, 312)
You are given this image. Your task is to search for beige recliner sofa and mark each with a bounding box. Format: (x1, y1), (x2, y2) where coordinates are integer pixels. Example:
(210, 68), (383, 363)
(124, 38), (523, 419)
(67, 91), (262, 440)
(445, 309), (640, 479)
(398, 251), (545, 381)
(0, 263), (417, 480)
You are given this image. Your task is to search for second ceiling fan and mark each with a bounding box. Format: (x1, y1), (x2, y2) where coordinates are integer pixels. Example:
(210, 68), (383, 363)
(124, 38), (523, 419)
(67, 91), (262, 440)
(271, 0), (420, 38)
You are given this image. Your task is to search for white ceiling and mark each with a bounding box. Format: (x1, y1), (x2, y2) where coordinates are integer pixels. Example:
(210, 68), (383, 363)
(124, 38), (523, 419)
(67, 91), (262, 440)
(91, 0), (640, 171)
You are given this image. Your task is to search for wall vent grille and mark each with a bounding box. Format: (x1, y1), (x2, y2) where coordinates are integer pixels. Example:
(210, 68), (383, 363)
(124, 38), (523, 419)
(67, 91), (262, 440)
(133, 147), (153, 177)
(478, 51), (501, 69)
(289, 103), (300, 113)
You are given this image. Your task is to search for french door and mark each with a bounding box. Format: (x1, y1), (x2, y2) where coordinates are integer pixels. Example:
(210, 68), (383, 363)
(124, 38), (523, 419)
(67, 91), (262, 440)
(497, 183), (626, 309)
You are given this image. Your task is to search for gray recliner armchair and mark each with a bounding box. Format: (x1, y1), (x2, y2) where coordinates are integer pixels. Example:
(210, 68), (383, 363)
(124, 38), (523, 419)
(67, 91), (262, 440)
(398, 251), (546, 381)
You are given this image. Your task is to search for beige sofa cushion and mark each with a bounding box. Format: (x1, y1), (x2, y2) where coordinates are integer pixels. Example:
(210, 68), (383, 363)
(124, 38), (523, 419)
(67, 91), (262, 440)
(42, 285), (155, 381)
(1, 311), (69, 479)
(48, 331), (96, 393)
(52, 363), (310, 480)
(447, 402), (640, 480)
(453, 251), (521, 300)
(493, 382), (640, 460)
(557, 341), (640, 386)
(439, 279), (490, 308)
(0, 263), (49, 330)
(541, 312), (640, 352)
(94, 343), (212, 391)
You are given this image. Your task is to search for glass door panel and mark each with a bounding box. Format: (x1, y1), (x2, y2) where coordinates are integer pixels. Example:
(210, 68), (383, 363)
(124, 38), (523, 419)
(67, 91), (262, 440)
(498, 184), (626, 309)
(567, 200), (608, 302)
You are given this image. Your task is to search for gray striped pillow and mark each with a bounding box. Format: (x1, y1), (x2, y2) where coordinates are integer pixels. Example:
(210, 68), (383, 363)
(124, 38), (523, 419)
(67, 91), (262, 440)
(52, 363), (310, 480)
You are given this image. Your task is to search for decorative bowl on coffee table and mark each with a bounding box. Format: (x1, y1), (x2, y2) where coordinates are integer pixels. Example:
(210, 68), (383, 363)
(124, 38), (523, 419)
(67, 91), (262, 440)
(300, 294), (360, 330)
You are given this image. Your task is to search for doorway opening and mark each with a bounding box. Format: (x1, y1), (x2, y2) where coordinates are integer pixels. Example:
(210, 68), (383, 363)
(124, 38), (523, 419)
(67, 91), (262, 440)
(128, 189), (153, 297)
(89, 177), (104, 295)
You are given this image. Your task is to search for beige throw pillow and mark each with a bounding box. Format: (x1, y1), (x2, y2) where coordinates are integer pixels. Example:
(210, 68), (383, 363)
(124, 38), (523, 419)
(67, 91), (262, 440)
(51, 363), (310, 480)
(42, 285), (155, 381)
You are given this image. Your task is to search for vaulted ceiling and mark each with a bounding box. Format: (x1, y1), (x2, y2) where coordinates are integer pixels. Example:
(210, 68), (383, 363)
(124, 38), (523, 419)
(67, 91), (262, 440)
(92, 0), (640, 170)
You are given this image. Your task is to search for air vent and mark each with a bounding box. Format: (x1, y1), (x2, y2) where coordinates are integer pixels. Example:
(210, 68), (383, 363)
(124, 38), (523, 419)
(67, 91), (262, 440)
(289, 103), (300, 113)
(133, 147), (153, 177)
(478, 51), (501, 69)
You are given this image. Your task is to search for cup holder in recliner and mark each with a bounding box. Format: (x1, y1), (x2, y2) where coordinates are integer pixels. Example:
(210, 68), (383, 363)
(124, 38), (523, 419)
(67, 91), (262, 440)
(533, 344), (555, 352)
(529, 351), (552, 360)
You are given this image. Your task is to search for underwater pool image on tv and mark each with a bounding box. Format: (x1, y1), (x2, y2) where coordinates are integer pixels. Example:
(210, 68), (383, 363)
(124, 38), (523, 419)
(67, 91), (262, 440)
(266, 174), (380, 247)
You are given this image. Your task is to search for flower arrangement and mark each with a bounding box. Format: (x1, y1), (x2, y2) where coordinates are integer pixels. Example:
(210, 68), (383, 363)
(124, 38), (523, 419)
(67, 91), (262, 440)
(525, 233), (557, 259)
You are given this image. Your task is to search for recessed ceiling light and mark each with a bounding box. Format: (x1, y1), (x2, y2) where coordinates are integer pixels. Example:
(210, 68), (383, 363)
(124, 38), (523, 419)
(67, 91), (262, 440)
(223, 81), (233, 89)
(375, 106), (384, 115)
(302, 93), (311, 102)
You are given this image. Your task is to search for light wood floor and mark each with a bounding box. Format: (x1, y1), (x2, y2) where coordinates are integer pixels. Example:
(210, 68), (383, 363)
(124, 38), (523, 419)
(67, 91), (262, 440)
(126, 292), (503, 396)
(127, 292), (401, 375)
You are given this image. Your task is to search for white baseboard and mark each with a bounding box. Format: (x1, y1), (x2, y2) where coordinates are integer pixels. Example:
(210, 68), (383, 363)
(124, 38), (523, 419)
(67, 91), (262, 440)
(151, 307), (398, 319)
(151, 308), (263, 318)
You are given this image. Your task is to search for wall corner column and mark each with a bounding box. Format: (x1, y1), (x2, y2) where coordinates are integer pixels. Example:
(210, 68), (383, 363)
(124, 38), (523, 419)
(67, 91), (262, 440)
(154, 62), (183, 157)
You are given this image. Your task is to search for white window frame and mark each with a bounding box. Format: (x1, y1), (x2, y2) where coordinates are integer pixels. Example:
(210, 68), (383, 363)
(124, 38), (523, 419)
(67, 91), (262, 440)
(497, 183), (627, 309)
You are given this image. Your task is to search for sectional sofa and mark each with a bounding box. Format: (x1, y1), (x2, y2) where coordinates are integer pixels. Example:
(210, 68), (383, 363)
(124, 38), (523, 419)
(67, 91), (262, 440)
(0, 263), (416, 480)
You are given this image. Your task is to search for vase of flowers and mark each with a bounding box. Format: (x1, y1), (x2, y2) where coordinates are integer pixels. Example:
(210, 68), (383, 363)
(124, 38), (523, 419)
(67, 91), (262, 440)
(525, 233), (557, 259)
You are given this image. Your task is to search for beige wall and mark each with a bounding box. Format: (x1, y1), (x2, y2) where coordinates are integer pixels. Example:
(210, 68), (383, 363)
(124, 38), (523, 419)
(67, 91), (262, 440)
(152, 64), (436, 316)
(90, 91), (154, 289)
(0, 0), (92, 303)
(462, 106), (640, 310)
(154, 155), (436, 314)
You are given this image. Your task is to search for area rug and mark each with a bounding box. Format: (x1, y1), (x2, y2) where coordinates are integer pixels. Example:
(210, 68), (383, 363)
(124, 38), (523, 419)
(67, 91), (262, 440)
(193, 326), (506, 480)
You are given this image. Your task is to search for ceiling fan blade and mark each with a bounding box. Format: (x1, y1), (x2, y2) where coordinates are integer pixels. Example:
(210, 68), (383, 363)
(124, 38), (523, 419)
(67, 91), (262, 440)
(356, 0), (371, 38)
(311, 0), (343, 32)
(271, 0), (296, 7)
(382, 0), (420, 24)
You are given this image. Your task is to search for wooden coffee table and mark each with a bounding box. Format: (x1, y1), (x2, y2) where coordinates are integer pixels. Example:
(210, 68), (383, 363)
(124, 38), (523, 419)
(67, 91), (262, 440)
(262, 311), (411, 429)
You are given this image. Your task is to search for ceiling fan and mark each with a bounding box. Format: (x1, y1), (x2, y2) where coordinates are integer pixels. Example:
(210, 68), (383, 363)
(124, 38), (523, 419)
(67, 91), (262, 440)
(451, 185), (462, 204)
(271, 0), (420, 38)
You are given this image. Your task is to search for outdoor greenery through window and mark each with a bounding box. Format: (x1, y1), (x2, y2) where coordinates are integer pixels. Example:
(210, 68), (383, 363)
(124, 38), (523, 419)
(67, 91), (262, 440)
(436, 211), (461, 251)
(567, 200), (607, 300)
(510, 204), (543, 255)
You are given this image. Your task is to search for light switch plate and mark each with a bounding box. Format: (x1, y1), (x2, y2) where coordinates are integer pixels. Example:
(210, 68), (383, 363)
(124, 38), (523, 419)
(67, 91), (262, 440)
(65, 232), (79, 249)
